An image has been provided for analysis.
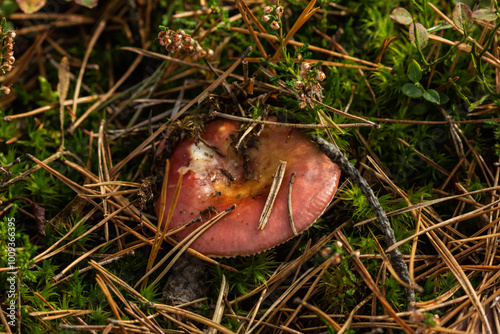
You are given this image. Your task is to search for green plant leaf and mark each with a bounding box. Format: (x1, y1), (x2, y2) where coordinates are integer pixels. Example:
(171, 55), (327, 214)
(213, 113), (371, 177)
(73, 0), (97, 8)
(468, 94), (489, 111)
(409, 23), (428, 48)
(472, 9), (497, 22)
(453, 3), (473, 32)
(407, 60), (422, 83)
(390, 7), (413, 25)
(15, 0), (45, 14)
(439, 92), (449, 105)
(402, 83), (424, 98)
(423, 89), (440, 104)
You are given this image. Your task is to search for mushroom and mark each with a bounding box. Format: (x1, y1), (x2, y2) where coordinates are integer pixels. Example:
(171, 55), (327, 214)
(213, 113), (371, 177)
(155, 119), (341, 257)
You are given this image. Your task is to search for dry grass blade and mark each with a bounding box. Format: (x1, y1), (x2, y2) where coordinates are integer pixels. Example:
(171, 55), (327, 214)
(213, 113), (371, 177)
(0, 151), (66, 190)
(55, 250), (137, 286)
(143, 160), (177, 288)
(33, 208), (97, 262)
(134, 205), (236, 288)
(397, 138), (451, 176)
(335, 231), (415, 333)
(273, 0), (319, 58)
(40, 203), (131, 262)
(235, 0), (267, 58)
(246, 266), (316, 334)
(71, 20), (107, 120)
(211, 111), (373, 128)
(425, 229), (492, 333)
(150, 205), (236, 287)
(126, 303), (165, 334)
(208, 275), (229, 334)
(2, 95), (100, 122)
(95, 274), (126, 334)
(258, 160), (287, 230)
(231, 27), (390, 70)
(57, 56), (70, 148)
(337, 295), (372, 334)
(84, 181), (141, 188)
(287, 172), (298, 236)
(294, 297), (341, 332)
(368, 229), (416, 291)
(26, 154), (94, 195)
(98, 120), (110, 238)
(89, 261), (148, 303)
(244, 288), (267, 334)
(52, 231), (133, 282)
(0, 307), (12, 334)
(231, 231), (334, 305)
(109, 46), (252, 176)
(355, 184), (500, 227)
(386, 198), (500, 253)
(69, 55), (144, 134)
(282, 260), (332, 330)
(153, 306), (236, 334)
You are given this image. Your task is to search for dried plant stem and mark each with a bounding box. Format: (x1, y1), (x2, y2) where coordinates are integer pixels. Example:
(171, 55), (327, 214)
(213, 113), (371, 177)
(312, 135), (416, 310)
(71, 20), (107, 119)
(211, 111), (375, 129)
(258, 161), (287, 230)
(288, 173), (298, 236)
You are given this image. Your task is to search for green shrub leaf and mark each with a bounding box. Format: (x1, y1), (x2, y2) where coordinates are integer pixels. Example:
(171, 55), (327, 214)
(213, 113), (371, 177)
(453, 3), (473, 32)
(423, 89), (440, 104)
(409, 23), (429, 48)
(408, 60), (422, 83)
(402, 83), (424, 98)
(472, 9), (497, 22)
(390, 7), (413, 25)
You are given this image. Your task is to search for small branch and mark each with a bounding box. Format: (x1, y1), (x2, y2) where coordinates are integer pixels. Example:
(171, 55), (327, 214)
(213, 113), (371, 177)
(312, 135), (416, 310)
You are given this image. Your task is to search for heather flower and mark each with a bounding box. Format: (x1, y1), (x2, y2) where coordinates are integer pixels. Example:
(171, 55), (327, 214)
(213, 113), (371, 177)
(1, 86), (11, 95)
(316, 71), (326, 81)
(275, 6), (284, 16)
(1, 28), (16, 76)
(294, 81), (304, 89)
(261, 15), (270, 22)
(158, 28), (211, 60)
(270, 21), (280, 30)
(263, 6), (273, 14)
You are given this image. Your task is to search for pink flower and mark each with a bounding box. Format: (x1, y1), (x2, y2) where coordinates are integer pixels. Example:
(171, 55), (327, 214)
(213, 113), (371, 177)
(275, 6), (283, 15)
(316, 71), (326, 81)
(270, 21), (280, 30)
(261, 15), (270, 22)
(263, 6), (273, 14)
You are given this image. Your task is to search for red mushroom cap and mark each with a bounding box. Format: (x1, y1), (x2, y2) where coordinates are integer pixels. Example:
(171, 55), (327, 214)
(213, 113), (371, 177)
(155, 119), (341, 257)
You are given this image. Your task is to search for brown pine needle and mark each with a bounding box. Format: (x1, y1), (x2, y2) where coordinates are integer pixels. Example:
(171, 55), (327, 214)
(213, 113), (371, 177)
(134, 205), (236, 288)
(287, 172), (298, 236)
(258, 161), (287, 230)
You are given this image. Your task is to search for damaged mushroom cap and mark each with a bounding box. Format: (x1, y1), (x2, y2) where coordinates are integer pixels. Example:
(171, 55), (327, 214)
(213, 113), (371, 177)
(155, 119), (341, 257)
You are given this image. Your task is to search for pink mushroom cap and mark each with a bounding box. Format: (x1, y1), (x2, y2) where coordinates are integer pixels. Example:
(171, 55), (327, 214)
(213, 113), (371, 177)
(155, 119), (341, 257)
